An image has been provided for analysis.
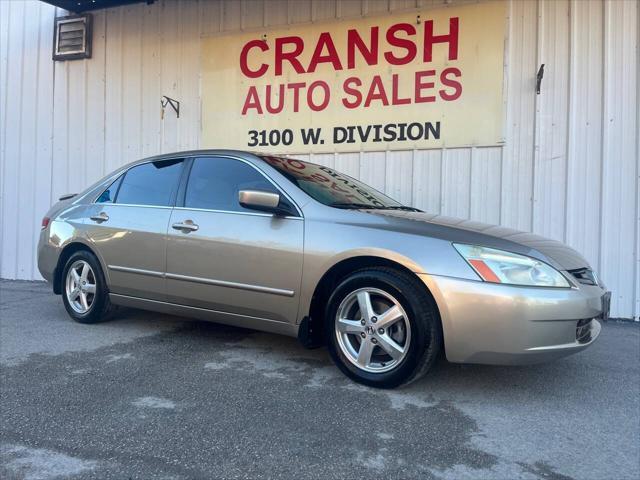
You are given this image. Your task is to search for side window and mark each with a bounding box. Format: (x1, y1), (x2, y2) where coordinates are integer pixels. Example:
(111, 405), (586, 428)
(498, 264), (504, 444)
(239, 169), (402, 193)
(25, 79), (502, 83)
(96, 175), (123, 204)
(116, 159), (183, 207)
(184, 157), (279, 212)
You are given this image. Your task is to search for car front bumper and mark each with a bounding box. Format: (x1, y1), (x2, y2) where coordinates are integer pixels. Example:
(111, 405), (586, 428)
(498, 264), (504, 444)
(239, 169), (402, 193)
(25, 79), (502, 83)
(419, 273), (606, 365)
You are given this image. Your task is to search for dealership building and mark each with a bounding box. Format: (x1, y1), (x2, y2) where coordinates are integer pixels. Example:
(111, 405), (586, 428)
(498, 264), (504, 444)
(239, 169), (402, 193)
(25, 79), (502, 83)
(0, 0), (638, 320)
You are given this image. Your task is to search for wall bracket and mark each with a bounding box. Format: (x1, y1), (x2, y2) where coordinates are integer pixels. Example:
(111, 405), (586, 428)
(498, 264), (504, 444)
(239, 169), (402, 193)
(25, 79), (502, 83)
(161, 95), (180, 119)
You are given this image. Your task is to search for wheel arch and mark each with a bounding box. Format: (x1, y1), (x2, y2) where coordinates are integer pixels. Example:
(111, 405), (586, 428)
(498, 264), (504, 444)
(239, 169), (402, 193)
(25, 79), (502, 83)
(300, 255), (442, 348)
(53, 242), (103, 294)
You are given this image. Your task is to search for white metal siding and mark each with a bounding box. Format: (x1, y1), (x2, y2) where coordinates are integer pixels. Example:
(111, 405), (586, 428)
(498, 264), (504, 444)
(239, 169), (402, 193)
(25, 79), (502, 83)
(0, 0), (638, 319)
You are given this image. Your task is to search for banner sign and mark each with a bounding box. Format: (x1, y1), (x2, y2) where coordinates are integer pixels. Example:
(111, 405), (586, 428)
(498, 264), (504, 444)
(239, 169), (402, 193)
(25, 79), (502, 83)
(202, 1), (506, 153)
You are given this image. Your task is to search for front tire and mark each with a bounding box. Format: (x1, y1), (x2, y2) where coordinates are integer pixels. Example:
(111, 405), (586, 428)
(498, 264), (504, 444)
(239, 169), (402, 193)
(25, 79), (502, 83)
(61, 250), (116, 324)
(325, 267), (441, 388)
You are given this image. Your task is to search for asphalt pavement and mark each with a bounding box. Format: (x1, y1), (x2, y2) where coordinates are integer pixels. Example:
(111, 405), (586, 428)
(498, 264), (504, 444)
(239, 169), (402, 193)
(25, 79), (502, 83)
(1, 279), (638, 480)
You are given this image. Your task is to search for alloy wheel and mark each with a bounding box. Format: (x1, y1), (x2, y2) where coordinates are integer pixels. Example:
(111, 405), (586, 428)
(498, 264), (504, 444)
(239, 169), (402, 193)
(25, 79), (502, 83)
(335, 287), (411, 373)
(65, 260), (97, 314)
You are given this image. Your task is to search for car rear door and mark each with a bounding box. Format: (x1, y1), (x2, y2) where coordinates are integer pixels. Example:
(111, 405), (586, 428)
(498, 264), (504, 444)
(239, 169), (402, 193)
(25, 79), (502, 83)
(165, 156), (304, 325)
(83, 158), (185, 301)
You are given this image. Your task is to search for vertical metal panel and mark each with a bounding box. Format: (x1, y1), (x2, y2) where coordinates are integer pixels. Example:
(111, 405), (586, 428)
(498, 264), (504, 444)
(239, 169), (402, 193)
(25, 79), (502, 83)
(601, 0), (638, 317)
(16, 1), (40, 279)
(159, 1), (181, 153)
(338, 0), (363, 18)
(140, 3), (162, 158)
(308, 153), (335, 168)
(0, 0), (23, 278)
(178, 2), (202, 152)
(501, 0), (537, 232)
(0, 0), (638, 318)
(120, 4), (143, 163)
(85, 10), (106, 181)
(241, 0), (265, 30)
(360, 151), (387, 193)
(470, 147), (502, 224)
(264, 0), (288, 27)
(288, 0), (313, 24)
(441, 148), (472, 218)
(566, 0), (604, 271)
(364, 0), (392, 16)
(66, 57), (88, 192)
(532, 0), (569, 241)
(200, 0), (223, 35)
(385, 150), (414, 206)
(222, 0), (242, 32)
(390, 0), (419, 12)
(103, 7), (123, 175)
(334, 152), (360, 178)
(50, 9), (72, 199)
(32, 3), (56, 278)
(312, 0), (337, 22)
(412, 149), (442, 214)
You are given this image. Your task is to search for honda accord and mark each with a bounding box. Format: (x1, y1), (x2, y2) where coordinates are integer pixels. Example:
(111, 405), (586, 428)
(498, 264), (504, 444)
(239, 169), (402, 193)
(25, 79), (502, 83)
(37, 150), (609, 388)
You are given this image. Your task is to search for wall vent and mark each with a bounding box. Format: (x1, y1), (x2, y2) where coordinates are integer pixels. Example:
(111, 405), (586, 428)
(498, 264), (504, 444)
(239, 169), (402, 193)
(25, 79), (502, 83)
(52, 14), (92, 61)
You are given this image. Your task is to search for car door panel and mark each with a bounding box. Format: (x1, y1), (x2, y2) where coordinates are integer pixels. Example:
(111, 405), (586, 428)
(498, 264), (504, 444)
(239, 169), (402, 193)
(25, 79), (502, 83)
(84, 204), (172, 300)
(83, 158), (185, 301)
(166, 209), (303, 323)
(165, 156), (304, 325)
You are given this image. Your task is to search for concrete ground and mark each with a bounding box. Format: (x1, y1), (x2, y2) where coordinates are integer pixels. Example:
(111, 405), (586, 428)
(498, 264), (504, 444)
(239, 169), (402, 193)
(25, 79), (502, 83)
(1, 280), (638, 480)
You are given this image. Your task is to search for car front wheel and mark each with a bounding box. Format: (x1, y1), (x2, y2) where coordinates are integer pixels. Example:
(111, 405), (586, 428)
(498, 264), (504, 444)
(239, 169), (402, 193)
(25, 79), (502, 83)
(325, 267), (442, 388)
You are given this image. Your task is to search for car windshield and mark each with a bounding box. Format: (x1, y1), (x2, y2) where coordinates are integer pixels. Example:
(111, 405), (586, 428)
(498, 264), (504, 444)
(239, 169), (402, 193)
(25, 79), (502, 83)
(260, 156), (417, 211)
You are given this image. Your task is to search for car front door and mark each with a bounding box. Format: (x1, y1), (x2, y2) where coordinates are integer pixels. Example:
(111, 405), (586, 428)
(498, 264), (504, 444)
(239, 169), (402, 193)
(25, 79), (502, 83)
(165, 156), (304, 325)
(84, 158), (185, 301)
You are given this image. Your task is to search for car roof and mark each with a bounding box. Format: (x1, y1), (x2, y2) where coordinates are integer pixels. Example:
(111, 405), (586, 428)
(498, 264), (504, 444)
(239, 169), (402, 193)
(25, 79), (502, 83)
(124, 149), (265, 167)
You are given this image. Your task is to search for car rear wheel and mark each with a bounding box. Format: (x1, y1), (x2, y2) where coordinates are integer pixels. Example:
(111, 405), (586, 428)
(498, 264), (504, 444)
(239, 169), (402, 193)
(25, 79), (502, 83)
(62, 250), (116, 324)
(325, 267), (441, 388)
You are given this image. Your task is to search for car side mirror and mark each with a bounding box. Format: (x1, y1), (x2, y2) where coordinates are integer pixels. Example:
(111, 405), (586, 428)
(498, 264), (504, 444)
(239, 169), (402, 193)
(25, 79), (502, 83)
(238, 190), (295, 216)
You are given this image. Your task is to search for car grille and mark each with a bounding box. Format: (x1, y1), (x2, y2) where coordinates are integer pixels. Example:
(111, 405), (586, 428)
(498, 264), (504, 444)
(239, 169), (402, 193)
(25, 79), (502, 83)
(568, 267), (598, 286)
(576, 319), (593, 344)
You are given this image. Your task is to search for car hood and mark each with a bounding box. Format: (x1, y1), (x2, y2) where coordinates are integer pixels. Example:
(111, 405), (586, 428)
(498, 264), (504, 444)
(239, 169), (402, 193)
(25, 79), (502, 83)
(364, 210), (590, 271)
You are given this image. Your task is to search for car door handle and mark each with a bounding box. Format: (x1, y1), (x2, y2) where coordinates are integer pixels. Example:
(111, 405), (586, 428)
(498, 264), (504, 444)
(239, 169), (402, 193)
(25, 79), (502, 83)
(172, 221), (199, 232)
(90, 212), (109, 223)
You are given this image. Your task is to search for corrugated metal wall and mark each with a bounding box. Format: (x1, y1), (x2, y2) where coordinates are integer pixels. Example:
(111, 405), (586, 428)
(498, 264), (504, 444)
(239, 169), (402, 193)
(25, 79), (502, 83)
(0, 0), (638, 319)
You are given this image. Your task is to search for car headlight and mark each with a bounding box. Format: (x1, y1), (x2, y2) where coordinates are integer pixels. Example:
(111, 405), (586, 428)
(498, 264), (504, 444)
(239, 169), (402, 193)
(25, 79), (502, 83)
(453, 244), (570, 288)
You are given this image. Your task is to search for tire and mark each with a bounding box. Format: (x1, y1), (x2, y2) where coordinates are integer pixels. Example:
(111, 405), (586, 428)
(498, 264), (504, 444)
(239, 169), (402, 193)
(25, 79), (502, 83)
(325, 267), (442, 389)
(61, 250), (117, 324)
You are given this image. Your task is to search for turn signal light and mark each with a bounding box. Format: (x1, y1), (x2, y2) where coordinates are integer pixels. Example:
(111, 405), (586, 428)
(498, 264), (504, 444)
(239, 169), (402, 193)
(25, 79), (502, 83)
(468, 259), (501, 283)
(41, 217), (50, 230)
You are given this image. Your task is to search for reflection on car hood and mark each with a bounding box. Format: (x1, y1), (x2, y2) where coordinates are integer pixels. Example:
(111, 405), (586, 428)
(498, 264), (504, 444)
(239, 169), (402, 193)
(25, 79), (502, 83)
(367, 210), (590, 271)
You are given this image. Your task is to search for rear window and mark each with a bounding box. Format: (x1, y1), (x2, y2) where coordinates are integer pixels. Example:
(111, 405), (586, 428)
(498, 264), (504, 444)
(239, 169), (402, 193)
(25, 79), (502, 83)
(96, 175), (123, 204)
(116, 159), (184, 207)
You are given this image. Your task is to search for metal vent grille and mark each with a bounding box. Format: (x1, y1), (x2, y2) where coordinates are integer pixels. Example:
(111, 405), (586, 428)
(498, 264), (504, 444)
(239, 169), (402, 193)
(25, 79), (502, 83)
(53, 14), (92, 61)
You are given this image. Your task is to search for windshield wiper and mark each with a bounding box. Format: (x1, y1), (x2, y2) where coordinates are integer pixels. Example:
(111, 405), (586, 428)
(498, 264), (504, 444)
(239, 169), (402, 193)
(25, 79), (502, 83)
(329, 203), (422, 212)
(379, 206), (422, 212)
(329, 203), (380, 209)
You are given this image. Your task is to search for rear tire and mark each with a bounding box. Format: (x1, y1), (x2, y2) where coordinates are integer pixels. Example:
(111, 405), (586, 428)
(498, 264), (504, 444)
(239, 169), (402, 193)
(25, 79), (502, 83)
(61, 250), (117, 324)
(325, 267), (441, 389)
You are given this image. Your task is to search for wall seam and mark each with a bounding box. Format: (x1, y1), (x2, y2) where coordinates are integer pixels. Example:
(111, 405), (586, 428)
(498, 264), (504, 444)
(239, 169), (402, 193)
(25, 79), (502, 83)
(598, 0), (608, 275)
(635, 0), (640, 319)
(0, 1), (12, 277)
(30, 3), (44, 279)
(101, 11), (107, 176)
(139, 5), (144, 159)
(563, 0), (572, 244)
(530, 0), (542, 234)
(14, 3), (27, 277)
